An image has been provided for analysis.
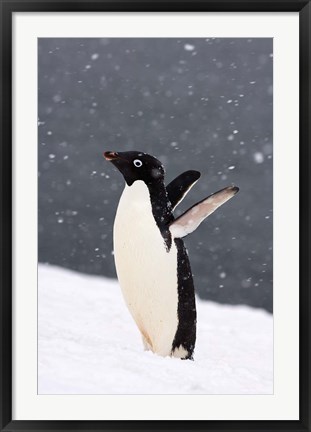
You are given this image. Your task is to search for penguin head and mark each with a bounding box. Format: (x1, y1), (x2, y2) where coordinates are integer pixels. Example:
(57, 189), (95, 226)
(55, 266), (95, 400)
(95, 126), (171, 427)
(104, 151), (165, 186)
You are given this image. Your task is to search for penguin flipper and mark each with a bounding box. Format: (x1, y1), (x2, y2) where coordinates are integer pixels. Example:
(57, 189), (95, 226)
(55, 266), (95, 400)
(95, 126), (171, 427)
(169, 186), (239, 238)
(166, 170), (201, 209)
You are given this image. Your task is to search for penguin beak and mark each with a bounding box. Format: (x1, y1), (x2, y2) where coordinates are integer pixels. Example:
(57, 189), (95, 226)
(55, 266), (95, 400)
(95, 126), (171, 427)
(103, 151), (120, 161)
(103, 151), (130, 178)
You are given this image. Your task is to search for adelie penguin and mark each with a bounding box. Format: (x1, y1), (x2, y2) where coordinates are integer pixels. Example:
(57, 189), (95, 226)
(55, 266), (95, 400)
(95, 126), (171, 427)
(104, 150), (239, 360)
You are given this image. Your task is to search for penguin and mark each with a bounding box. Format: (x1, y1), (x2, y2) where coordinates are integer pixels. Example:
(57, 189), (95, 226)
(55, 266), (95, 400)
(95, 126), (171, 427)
(104, 150), (239, 360)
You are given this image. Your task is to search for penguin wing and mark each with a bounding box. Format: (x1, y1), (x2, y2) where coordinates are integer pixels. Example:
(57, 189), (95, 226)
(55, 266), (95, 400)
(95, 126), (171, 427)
(166, 170), (201, 210)
(169, 186), (239, 238)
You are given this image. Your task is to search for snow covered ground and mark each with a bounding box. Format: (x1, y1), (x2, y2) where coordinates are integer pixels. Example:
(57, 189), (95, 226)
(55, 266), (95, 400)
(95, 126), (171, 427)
(38, 264), (273, 395)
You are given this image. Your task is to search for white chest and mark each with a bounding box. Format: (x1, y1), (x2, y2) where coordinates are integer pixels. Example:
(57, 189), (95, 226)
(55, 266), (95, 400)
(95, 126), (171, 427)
(113, 181), (179, 356)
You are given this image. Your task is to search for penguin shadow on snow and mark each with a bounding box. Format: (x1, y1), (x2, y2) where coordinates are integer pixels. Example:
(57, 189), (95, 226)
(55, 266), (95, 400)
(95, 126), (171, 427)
(104, 150), (239, 361)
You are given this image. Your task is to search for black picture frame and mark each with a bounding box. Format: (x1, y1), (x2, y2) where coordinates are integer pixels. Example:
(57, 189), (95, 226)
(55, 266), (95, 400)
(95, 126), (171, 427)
(1, 1), (310, 431)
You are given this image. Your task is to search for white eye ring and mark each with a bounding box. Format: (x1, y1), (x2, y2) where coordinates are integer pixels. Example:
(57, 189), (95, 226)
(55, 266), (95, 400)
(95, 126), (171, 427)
(133, 159), (143, 168)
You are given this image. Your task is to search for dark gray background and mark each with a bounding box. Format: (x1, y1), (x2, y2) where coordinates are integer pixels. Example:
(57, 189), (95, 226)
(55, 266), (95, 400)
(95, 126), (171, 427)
(38, 38), (273, 312)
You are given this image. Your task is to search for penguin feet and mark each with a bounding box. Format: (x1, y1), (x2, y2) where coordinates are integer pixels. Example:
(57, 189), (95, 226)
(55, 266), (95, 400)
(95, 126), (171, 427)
(142, 335), (152, 352)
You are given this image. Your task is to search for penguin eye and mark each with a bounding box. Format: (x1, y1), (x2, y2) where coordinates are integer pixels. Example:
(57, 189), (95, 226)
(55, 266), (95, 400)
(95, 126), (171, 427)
(133, 159), (143, 168)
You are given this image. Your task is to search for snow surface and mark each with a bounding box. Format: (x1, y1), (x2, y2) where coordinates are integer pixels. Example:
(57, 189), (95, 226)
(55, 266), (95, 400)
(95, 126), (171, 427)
(38, 264), (273, 395)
